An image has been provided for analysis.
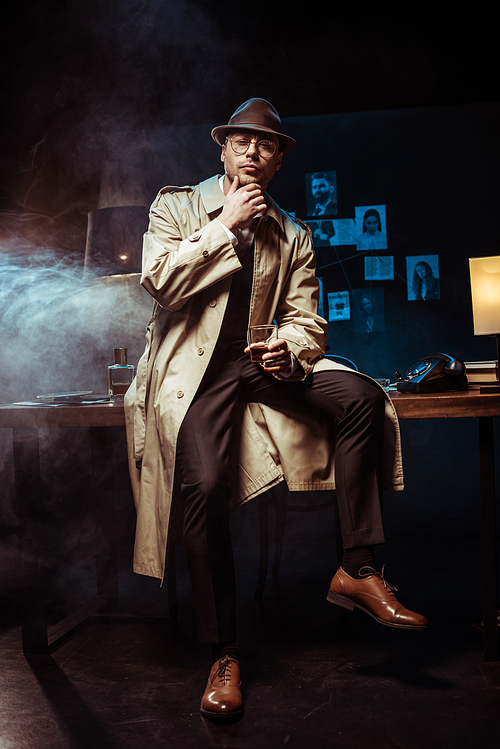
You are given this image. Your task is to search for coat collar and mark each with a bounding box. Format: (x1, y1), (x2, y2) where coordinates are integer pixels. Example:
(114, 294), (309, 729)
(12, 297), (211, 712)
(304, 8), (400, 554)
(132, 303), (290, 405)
(199, 174), (285, 231)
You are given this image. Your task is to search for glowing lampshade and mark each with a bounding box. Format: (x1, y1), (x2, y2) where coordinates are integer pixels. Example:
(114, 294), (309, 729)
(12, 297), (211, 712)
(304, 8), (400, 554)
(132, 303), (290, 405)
(469, 256), (500, 391)
(469, 256), (500, 335)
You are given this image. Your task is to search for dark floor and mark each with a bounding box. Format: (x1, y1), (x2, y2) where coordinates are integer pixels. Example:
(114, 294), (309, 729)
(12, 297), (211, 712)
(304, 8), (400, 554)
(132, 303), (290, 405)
(1, 534), (499, 749)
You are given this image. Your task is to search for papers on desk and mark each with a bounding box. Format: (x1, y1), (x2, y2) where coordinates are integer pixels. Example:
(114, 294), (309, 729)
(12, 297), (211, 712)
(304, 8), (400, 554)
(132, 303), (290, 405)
(15, 393), (111, 406)
(36, 391), (94, 402)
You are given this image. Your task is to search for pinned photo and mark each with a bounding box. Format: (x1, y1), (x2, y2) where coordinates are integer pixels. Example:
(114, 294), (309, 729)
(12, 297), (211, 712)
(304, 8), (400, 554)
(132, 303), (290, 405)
(308, 219), (336, 247)
(306, 171), (338, 217)
(352, 288), (385, 332)
(406, 255), (441, 300)
(364, 255), (394, 281)
(327, 291), (350, 322)
(355, 205), (388, 251)
(308, 219), (356, 247)
(332, 219), (356, 245)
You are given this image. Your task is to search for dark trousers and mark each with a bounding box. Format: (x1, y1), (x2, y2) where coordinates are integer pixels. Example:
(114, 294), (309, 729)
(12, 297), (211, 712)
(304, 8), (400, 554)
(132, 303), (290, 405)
(174, 344), (386, 643)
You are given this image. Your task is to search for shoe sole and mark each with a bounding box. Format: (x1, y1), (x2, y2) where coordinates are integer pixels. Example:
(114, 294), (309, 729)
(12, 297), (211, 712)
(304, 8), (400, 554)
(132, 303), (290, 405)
(200, 707), (244, 719)
(327, 589), (429, 630)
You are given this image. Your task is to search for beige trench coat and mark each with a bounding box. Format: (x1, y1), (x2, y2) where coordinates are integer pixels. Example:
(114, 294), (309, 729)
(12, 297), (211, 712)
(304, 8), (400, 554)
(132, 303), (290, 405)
(125, 175), (404, 581)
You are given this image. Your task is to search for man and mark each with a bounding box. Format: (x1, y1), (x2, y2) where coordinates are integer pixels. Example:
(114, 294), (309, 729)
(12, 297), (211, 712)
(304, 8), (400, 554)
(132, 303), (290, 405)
(309, 172), (337, 216)
(361, 294), (376, 332)
(125, 98), (427, 721)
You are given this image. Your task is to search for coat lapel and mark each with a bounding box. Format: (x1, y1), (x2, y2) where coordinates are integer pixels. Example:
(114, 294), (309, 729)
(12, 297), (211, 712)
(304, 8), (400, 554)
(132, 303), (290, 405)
(199, 174), (225, 215)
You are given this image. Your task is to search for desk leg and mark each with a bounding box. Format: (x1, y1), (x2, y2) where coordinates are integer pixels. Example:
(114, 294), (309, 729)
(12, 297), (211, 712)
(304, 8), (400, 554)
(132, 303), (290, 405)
(12, 427), (48, 654)
(479, 416), (498, 661)
(90, 427), (119, 606)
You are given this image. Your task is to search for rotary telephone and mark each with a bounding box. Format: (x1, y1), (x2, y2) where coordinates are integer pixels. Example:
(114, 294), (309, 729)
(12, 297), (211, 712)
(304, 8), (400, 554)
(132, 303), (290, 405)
(396, 353), (468, 393)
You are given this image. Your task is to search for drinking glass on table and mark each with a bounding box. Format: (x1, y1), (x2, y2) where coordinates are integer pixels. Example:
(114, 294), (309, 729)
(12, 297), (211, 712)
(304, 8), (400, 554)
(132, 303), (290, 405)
(247, 325), (278, 363)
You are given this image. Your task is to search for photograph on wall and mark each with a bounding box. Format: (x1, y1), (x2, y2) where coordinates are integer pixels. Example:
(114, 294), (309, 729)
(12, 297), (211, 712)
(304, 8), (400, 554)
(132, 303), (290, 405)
(332, 219), (356, 245)
(364, 255), (394, 281)
(306, 171), (338, 217)
(351, 288), (385, 332)
(406, 254), (441, 300)
(309, 219), (356, 247)
(327, 290), (350, 322)
(309, 219), (336, 247)
(355, 205), (388, 251)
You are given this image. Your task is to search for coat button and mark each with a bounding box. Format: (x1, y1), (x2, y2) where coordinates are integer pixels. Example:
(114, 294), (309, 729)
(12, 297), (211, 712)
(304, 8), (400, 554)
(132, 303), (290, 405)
(209, 299), (216, 307)
(197, 347), (204, 356)
(176, 391), (184, 398)
(202, 250), (209, 258)
(188, 231), (201, 242)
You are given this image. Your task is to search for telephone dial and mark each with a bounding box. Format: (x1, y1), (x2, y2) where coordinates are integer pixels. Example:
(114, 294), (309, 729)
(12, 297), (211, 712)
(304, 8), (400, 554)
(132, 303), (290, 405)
(396, 353), (468, 393)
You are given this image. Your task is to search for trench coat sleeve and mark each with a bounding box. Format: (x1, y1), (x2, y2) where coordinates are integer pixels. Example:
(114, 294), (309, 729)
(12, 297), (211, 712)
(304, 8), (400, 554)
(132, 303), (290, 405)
(272, 219), (328, 380)
(140, 190), (241, 312)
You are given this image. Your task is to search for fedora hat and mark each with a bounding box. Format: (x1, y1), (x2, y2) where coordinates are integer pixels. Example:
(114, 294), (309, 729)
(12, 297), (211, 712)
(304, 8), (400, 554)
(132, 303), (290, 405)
(211, 98), (296, 153)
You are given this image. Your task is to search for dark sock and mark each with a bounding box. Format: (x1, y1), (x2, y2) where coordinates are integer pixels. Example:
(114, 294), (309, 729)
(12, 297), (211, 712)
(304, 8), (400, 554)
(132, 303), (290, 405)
(211, 641), (240, 664)
(342, 546), (376, 579)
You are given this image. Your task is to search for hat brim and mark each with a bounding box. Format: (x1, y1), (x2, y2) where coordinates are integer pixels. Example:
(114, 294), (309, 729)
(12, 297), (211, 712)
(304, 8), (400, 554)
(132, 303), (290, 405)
(211, 124), (296, 153)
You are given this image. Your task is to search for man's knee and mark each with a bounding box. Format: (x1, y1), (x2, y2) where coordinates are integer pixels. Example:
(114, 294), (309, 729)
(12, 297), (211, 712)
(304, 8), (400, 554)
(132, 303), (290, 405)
(348, 377), (385, 421)
(313, 370), (385, 414)
(198, 470), (231, 506)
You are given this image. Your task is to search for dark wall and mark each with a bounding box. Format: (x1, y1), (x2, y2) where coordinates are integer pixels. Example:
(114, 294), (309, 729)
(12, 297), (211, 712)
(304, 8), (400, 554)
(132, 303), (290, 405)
(1, 7), (497, 253)
(274, 103), (500, 377)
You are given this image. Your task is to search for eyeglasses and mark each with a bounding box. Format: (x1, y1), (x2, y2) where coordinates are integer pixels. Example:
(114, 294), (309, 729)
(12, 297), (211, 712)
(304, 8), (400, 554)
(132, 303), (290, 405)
(225, 135), (277, 159)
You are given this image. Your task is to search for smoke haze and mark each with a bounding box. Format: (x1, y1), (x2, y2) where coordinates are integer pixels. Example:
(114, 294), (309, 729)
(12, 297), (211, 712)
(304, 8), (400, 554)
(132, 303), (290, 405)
(0, 249), (152, 403)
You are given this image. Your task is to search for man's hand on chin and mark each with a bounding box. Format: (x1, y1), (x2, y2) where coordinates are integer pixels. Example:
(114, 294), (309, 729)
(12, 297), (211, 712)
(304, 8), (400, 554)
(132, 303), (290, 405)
(219, 176), (266, 233)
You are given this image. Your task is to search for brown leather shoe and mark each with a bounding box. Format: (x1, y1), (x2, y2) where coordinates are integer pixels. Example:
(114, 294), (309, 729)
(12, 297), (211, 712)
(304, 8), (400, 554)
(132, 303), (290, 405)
(327, 565), (429, 630)
(200, 656), (243, 719)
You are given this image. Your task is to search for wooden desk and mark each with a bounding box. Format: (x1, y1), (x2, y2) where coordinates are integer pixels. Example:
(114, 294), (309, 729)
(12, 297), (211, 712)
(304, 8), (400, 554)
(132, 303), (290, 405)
(1, 390), (499, 658)
(389, 388), (500, 420)
(0, 401), (125, 430)
(390, 388), (500, 661)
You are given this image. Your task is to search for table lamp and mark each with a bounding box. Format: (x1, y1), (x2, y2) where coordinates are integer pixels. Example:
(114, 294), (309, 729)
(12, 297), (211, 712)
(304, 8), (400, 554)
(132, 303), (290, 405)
(469, 255), (500, 392)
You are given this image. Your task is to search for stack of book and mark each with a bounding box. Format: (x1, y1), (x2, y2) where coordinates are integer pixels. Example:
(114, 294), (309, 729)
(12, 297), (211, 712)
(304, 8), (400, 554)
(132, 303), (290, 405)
(464, 360), (499, 385)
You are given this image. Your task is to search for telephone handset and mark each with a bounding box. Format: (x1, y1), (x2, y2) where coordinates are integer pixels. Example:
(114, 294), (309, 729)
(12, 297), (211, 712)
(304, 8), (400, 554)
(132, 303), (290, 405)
(396, 353), (468, 393)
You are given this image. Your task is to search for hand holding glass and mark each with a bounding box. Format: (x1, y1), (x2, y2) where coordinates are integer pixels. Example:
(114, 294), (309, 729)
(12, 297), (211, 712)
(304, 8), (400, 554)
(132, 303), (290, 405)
(247, 325), (278, 362)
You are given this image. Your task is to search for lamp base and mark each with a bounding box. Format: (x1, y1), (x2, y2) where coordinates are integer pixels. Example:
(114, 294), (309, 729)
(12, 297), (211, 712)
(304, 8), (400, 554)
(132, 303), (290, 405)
(478, 335), (499, 393)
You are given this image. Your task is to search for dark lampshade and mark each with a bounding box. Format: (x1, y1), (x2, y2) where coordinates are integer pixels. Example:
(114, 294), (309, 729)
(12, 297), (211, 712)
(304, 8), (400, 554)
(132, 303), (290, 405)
(84, 206), (149, 277)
